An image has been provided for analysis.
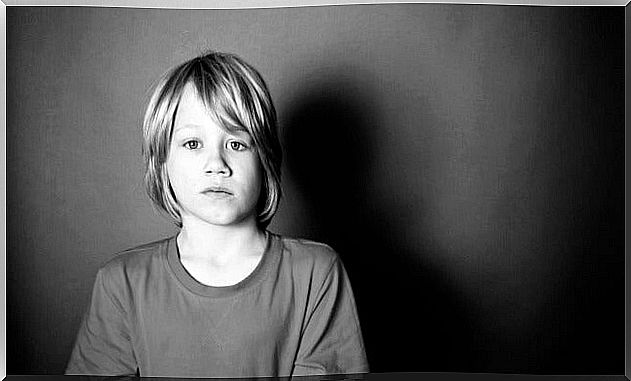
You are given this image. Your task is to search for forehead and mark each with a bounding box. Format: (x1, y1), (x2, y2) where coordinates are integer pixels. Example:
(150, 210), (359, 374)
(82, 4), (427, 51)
(173, 82), (248, 135)
(174, 83), (212, 125)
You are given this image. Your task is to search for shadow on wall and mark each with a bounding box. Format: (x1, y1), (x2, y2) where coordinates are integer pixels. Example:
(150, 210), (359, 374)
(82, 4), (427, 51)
(282, 68), (477, 373)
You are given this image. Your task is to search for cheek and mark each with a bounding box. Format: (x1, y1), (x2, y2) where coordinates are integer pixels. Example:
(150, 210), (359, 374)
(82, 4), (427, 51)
(244, 165), (261, 194)
(165, 154), (194, 190)
(242, 159), (264, 199)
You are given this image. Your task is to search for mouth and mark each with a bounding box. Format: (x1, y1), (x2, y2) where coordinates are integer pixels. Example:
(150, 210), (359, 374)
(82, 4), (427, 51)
(201, 186), (234, 196)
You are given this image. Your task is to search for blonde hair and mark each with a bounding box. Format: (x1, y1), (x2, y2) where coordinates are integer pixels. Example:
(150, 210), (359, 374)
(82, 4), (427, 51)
(142, 51), (282, 228)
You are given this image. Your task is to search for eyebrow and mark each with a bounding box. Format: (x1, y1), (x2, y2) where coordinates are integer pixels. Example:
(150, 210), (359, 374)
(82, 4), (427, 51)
(228, 126), (250, 137)
(172, 123), (252, 139)
(171, 124), (200, 135)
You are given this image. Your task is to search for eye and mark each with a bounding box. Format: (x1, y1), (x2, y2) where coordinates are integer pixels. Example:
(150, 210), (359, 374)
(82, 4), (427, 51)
(228, 141), (248, 151)
(183, 140), (201, 150)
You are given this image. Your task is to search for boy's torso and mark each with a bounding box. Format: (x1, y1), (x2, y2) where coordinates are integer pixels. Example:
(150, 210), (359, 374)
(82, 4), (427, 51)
(100, 233), (336, 377)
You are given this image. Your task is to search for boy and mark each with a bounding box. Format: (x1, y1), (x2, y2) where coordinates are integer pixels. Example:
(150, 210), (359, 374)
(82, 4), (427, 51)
(66, 51), (369, 377)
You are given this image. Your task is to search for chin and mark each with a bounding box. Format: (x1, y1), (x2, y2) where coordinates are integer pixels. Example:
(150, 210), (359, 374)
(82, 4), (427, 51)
(179, 203), (257, 228)
(198, 211), (254, 227)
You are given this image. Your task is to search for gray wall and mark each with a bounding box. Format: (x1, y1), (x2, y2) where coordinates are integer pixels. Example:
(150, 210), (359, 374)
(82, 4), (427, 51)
(7, 5), (624, 374)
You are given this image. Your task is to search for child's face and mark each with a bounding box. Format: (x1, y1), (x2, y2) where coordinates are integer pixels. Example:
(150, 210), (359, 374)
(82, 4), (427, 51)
(166, 83), (262, 228)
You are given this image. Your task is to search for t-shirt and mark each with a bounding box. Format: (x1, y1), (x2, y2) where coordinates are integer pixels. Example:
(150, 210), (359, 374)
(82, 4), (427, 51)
(65, 232), (369, 377)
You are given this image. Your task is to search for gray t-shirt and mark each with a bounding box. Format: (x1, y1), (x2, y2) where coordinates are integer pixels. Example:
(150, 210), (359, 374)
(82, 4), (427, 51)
(66, 232), (369, 377)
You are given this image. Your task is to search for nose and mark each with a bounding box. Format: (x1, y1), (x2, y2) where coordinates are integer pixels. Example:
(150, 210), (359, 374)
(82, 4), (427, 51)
(204, 148), (231, 176)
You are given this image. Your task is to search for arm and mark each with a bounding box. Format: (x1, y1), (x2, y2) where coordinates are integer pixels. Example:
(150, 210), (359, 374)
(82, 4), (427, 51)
(293, 257), (369, 376)
(66, 267), (138, 376)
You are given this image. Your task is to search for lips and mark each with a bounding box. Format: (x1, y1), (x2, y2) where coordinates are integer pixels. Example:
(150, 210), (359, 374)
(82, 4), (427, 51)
(201, 186), (234, 196)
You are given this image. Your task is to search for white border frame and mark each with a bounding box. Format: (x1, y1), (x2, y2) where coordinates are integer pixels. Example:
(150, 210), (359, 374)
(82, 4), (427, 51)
(1, 2), (628, 380)
(1, 0), (629, 8)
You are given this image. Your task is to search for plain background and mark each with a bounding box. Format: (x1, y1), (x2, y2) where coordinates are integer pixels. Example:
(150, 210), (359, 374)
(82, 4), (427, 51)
(7, 4), (625, 374)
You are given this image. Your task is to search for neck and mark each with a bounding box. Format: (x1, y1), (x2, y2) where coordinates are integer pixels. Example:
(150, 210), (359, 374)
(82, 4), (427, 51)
(177, 216), (267, 264)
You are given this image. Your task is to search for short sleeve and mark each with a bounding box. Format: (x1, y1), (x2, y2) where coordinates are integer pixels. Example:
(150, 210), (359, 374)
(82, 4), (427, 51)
(293, 257), (369, 376)
(66, 267), (138, 376)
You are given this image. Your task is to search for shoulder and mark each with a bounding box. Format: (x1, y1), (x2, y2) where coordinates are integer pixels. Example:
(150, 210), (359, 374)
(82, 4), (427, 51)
(276, 235), (342, 281)
(97, 236), (172, 284)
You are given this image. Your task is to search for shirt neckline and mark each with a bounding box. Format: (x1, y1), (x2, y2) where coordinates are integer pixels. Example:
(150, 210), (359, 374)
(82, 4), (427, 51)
(165, 231), (280, 298)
